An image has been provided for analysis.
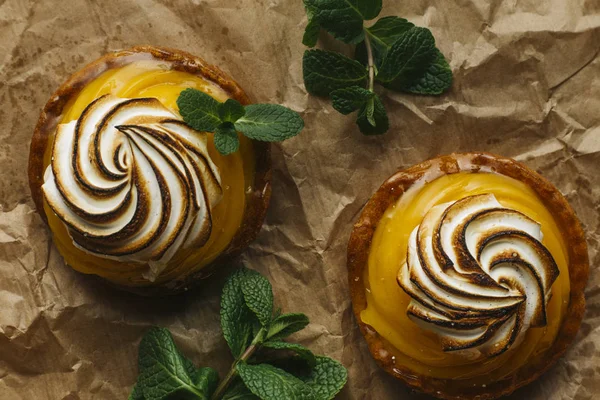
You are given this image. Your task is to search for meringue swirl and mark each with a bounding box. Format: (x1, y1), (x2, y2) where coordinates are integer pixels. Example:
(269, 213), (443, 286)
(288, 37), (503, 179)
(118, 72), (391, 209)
(397, 194), (560, 357)
(42, 95), (222, 279)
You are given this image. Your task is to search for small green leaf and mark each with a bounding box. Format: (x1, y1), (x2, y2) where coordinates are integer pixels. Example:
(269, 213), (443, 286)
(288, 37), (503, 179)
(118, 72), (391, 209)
(138, 327), (206, 400)
(237, 363), (315, 400)
(356, 94), (388, 135)
(235, 104), (304, 142)
(266, 313), (310, 340)
(303, 19), (321, 47)
(365, 97), (376, 126)
(129, 383), (145, 400)
(180, 353), (198, 382)
(303, 0), (382, 44)
(353, 0), (382, 20)
(221, 269), (257, 359)
(177, 88), (222, 132)
(262, 341), (317, 368)
(180, 353), (218, 398)
(214, 123), (240, 155)
(219, 99), (246, 123)
(222, 379), (260, 400)
(195, 367), (220, 398)
(241, 269), (274, 327)
(356, 17), (415, 67)
(303, 49), (368, 96)
(330, 86), (373, 115)
(376, 27), (438, 88)
(302, 0), (362, 44)
(301, 356), (348, 400)
(396, 49), (453, 95)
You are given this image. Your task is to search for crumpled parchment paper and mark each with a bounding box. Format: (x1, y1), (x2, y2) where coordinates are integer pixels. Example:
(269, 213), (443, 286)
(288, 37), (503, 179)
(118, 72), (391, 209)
(1, 0), (599, 399)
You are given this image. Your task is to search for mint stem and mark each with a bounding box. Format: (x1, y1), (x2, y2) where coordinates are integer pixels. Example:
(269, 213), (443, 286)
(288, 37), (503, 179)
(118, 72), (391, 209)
(364, 29), (375, 92)
(211, 328), (267, 400)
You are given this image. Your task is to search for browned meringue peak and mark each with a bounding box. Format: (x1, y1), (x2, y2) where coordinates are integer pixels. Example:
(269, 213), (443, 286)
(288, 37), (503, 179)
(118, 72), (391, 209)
(42, 95), (223, 280)
(397, 194), (560, 357)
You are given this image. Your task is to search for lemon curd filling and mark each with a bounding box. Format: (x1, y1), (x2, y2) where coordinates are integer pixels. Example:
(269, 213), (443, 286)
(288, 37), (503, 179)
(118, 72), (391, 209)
(362, 172), (570, 381)
(42, 60), (255, 286)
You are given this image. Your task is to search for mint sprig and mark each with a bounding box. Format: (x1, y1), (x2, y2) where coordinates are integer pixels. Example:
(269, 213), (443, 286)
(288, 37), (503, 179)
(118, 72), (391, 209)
(302, 0), (453, 135)
(177, 89), (304, 155)
(130, 268), (348, 400)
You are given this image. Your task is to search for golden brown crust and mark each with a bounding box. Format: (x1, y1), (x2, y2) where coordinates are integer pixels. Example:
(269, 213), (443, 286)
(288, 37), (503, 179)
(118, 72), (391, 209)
(28, 45), (271, 296)
(347, 152), (589, 400)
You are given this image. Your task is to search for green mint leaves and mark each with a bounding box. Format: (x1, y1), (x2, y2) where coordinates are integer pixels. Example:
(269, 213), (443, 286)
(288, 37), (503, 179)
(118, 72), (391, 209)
(302, 357), (348, 400)
(135, 327), (216, 400)
(302, 0), (452, 135)
(266, 313), (310, 341)
(237, 363), (314, 400)
(331, 86), (373, 114)
(240, 270), (274, 327)
(356, 94), (389, 135)
(356, 16), (415, 67)
(303, 50), (367, 96)
(234, 105), (305, 142)
(303, 0), (382, 44)
(221, 268), (257, 359)
(131, 268), (347, 400)
(178, 88), (222, 132)
(177, 89), (304, 155)
(376, 27), (437, 88)
(214, 123), (240, 155)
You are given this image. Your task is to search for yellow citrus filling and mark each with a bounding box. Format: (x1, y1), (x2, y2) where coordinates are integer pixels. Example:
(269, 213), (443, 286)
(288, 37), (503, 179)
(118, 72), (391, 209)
(362, 172), (570, 381)
(43, 60), (255, 286)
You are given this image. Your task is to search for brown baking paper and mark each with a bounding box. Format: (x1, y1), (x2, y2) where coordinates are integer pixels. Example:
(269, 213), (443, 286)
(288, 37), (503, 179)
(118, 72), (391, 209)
(1, 0), (599, 399)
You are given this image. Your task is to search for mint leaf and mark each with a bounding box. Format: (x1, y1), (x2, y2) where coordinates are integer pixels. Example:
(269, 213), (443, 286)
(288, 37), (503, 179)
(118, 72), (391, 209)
(262, 341), (317, 368)
(235, 104), (304, 142)
(365, 97), (376, 126)
(352, 0), (382, 20)
(138, 327), (205, 400)
(266, 313), (309, 340)
(303, 49), (368, 96)
(376, 26), (438, 88)
(222, 379), (260, 400)
(303, 0), (363, 44)
(356, 16), (415, 67)
(241, 269), (274, 327)
(219, 99), (246, 123)
(397, 48), (452, 95)
(221, 269), (256, 359)
(356, 94), (388, 135)
(301, 356), (347, 400)
(180, 352), (199, 382)
(129, 383), (145, 400)
(195, 367), (219, 397)
(237, 363), (315, 400)
(303, 0), (382, 44)
(303, 19), (321, 47)
(177, 88), (221, 132)
(330, 87), (373, 114)
(214, 123), (240, 155)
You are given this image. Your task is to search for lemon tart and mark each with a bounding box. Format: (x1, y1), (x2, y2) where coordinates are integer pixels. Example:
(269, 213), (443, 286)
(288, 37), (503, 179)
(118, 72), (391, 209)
(29, 46), (271, 295)
(347, 152), (588, 399)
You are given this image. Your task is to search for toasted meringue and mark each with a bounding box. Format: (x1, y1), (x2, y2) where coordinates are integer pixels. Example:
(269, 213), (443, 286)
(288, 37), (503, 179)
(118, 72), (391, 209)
(398, 194), (560, 358)
(42, 95), (223, 280)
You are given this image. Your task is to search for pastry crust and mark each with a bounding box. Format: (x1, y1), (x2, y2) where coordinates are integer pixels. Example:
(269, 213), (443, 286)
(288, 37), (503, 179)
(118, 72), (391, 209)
(28, 45), (271, 296)
(347, 152), (589, 399)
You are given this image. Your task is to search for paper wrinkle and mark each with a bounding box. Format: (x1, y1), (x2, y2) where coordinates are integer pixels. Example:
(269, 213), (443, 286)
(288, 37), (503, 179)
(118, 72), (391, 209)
(1, 0), (600, 399)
